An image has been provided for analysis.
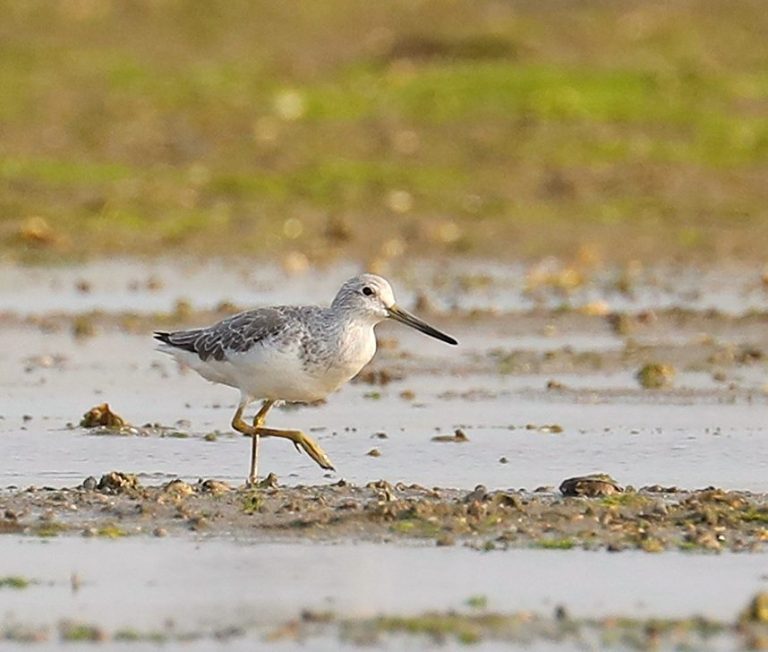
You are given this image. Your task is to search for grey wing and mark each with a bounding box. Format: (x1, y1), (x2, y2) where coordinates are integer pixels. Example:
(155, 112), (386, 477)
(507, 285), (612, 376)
(154, 308), (290, 361)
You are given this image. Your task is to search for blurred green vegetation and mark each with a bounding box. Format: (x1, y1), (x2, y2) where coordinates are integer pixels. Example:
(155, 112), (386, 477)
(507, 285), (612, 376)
(1, 0), (767, 264)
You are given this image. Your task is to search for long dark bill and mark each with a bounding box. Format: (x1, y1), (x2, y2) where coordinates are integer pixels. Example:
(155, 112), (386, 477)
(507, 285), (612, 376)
(387, 305), (458, 345)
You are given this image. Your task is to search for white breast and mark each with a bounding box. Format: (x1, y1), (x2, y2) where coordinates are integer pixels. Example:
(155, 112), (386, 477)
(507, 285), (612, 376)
(314, 323), (378, 393)
(163, 323), (378, 403)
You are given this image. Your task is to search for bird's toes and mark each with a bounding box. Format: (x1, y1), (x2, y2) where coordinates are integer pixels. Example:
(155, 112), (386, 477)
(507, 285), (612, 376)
(315, 451), (335, 471)
(309, 448), (335, 471)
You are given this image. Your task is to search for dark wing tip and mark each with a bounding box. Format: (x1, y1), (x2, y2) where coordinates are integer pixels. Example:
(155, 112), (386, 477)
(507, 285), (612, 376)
(154, 328), (212, 358)
(153, 331), (172, 345)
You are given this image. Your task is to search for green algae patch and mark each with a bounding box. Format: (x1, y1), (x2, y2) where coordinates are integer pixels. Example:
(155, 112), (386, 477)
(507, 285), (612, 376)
(97, 524), (128, 539)
(599, 493), (651, 508)
(740, 508), (768, 524)
(466, 595), (488, 609)
(535, 538), (576, 550)
(241, 491), (265, 515)
(389, 518), (442, 539)
(364, 613), (499, 645)
(0, 576), (30, 589)
(31, 522), (68, 538)
(58, 621), (106, 642)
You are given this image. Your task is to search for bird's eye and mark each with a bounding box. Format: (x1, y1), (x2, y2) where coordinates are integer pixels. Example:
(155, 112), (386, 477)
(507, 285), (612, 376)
(362, 286), (374, 296)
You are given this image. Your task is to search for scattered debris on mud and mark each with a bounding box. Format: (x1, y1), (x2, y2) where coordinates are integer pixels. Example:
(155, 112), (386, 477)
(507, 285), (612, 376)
(79, 403), (127, 429)
(431, 428), (469, 443)
(559, 473), (623, 497)
(2, 474), (767, 553)
(77, 404), (198, 439)
(636, 362), (677, 389)
(284, 596), (768, 650)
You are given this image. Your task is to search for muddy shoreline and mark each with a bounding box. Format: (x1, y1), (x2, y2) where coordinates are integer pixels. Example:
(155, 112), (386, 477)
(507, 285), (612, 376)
(2, 473), (767, 554)
(2, 260), (767, 651)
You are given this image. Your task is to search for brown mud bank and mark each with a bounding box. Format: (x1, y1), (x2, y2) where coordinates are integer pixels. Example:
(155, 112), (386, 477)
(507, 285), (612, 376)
(4, 472), (768, 553)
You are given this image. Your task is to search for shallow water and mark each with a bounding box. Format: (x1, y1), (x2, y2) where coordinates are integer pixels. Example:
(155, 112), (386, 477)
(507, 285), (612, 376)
(2, 260), (768, 651)
(0, 537), (765, 649)
(3, 326), (768, 491)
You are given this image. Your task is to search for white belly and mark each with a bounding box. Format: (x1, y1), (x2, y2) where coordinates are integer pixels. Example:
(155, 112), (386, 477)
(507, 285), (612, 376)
(164, 327), (377, 403)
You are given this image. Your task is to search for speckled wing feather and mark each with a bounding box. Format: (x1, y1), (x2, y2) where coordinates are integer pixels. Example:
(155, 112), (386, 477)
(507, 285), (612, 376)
(154, 308), (291, 361)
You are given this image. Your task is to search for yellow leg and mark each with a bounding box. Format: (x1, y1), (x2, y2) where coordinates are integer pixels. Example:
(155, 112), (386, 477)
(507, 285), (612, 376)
(248, 399), (275, 485)
(232, 401), (273, 485)
(252, 400), (275, 428)
(231, 401), (335, 483)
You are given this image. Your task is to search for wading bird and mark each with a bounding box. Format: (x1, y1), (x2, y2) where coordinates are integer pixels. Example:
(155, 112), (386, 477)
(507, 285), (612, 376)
(155, 274), (457, 484)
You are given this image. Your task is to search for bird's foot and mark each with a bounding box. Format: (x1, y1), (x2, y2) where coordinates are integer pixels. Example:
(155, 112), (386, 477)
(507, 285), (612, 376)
(251, 427), (335, 471)
(240, 426), (336, 471)
(292, 431), (335, 471)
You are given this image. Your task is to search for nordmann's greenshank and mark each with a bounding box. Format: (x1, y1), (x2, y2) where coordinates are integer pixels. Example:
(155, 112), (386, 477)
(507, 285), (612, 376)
(155, 273), (457, 485)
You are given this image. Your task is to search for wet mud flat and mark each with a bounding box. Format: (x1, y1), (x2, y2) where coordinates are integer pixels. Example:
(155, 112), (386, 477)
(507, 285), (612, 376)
(3, 260), (768, 492)
(3, 476), (768, 650)
(267, 606), (768, 652)
(1, 535), (767, 651)
(4, 600), (768, 651)
(3, 473), (768, 553)
(1, 260), (768, 649)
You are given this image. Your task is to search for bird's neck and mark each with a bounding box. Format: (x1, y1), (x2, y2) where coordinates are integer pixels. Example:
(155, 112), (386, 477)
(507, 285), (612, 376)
(332, 310), (379, 364)
(331, 304), (382, 329)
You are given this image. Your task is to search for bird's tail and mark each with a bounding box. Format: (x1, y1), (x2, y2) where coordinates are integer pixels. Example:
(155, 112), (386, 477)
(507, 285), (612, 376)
(153, 331), (173, 346)
(153, 329), (203, 355)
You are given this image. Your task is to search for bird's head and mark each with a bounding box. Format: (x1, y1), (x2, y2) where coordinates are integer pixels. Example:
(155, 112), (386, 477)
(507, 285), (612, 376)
(332, 273), (457, 345)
